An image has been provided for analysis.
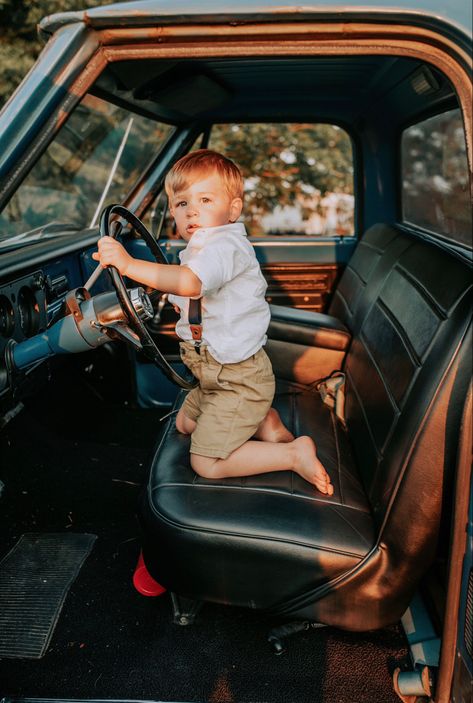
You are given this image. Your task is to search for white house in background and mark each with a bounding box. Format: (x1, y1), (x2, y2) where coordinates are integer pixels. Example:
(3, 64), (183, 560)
(261, 191), (355, 235)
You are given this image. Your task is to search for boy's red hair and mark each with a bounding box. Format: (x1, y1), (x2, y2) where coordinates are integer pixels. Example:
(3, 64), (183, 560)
(164, 149), (244, 200)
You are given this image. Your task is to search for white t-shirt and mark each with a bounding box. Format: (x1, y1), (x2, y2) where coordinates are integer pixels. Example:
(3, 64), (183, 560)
(168, 223), (270, 364)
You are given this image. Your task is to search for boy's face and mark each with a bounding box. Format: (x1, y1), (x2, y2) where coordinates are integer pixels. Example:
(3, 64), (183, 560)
(169, 173), (243, 241)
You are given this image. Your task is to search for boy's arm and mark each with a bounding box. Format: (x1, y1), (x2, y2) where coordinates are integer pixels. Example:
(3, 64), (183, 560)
(92, 236), (201, 297)
(126, 259), (201, 297)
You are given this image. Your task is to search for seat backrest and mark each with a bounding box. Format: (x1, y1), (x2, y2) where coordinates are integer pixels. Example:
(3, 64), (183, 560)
(343, 230), (471, 550)
(329, 223), (411, 334)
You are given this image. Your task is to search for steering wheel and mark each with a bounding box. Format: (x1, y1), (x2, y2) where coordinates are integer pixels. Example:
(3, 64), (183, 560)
(99, 203), (197, 390)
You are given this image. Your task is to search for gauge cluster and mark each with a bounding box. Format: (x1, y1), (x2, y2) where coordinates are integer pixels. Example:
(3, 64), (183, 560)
(0, 271), (48, 356)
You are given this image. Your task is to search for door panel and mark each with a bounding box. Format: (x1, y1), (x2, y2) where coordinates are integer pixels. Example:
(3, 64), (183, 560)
(254, 236), (357, 312)
(262, 262), (341, 312)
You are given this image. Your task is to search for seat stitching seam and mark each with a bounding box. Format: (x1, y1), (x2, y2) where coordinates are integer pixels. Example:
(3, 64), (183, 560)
(153, 482), (371, 512)
(329, 505), (373, 548)
(344, 365), (382, 463)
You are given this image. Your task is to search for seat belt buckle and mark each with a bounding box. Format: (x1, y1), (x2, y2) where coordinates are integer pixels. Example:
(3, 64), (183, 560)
(316, 371), (346, 426)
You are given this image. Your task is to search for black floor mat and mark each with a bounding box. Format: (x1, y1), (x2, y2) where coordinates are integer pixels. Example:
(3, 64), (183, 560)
(0, 533), (96, 659)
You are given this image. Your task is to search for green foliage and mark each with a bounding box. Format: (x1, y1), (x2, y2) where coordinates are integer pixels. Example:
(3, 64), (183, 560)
(0, 0), (116, 107)
(209, 123), (354, 234)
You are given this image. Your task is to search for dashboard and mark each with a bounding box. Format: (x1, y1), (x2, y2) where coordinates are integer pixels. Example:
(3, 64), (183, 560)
(0, 233), (173, 409)
(0, 271), (48, 356)
(0, 236), (102, 402)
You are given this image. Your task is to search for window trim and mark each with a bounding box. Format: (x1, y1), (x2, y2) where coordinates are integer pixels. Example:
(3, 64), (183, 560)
(2, 20), (471, 217)
(71, 31), (473, 235)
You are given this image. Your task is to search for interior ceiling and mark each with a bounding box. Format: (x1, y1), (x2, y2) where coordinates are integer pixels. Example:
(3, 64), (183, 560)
(98, 55), (453, 125)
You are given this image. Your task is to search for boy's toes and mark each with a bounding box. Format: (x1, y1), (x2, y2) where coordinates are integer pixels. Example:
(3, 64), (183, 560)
(314, 474), (334, 495)
(314, 477), (329, 494)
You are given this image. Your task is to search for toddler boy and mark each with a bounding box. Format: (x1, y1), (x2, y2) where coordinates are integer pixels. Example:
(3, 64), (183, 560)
(93, 149), (333, 495)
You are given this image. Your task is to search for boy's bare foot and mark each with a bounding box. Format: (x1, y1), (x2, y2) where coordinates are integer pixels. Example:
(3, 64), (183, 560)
(291, 436), (334, 495)
(254, 408), (295, 443)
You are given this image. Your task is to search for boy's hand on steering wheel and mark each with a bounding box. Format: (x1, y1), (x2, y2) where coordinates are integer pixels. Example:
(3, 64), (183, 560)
(92, 236), (134, 277)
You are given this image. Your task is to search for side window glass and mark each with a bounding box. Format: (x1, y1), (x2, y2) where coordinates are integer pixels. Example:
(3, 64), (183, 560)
(401, 109), (471, 247)
(206, 123), (355, 237)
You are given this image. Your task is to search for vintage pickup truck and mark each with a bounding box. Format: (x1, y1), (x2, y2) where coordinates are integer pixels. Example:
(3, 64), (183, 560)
(0, 2), (471, 702)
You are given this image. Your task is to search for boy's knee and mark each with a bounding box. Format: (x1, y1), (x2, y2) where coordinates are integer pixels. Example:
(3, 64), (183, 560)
(175, 413), (187, 434)
(175, 410), (195, 435)
(190, 453), (222, 479)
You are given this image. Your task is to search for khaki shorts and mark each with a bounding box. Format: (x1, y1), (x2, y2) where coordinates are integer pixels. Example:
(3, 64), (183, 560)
(179, 342), (275, 459)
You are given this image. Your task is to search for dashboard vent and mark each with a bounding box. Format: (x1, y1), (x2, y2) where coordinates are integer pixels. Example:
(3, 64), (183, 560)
(46, 274), (69, 300)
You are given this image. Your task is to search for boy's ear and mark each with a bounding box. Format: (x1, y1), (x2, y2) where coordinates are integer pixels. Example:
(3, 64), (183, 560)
(229, 197), (243, 223)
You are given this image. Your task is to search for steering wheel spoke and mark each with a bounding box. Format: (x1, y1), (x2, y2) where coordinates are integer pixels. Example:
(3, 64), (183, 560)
(98, 320), (143, 350)
(99, 204), (197, 390)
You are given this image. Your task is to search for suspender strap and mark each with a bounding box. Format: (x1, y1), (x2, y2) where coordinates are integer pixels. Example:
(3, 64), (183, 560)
(188, 298), (202, 346)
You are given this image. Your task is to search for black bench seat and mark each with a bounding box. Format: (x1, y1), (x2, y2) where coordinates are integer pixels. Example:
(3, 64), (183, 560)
(139, 224), (472, 631)
(140, 381), (373, 611)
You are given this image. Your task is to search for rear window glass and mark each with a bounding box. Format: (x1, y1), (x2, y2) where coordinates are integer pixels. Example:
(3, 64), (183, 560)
(401, 109), (471, 247)
(208, 123), (355, 237)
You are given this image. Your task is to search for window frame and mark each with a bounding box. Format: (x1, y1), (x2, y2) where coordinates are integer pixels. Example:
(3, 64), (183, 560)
(153, 119), (361, 242)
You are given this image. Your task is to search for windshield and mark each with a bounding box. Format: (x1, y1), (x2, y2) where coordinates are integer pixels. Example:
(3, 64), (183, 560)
(0, 94), (174, 248)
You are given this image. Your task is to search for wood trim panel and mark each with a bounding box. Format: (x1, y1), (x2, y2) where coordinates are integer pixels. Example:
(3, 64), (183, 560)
(262, 262), (342, 312)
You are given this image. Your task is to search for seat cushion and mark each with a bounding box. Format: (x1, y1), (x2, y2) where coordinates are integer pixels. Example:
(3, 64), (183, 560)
(139, 381), (375, 610)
